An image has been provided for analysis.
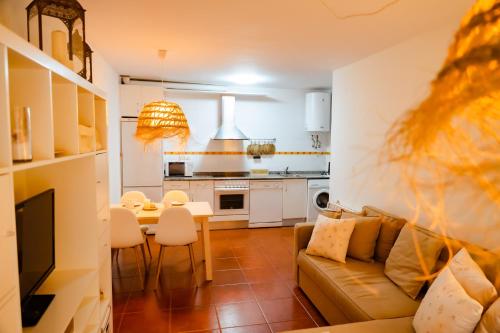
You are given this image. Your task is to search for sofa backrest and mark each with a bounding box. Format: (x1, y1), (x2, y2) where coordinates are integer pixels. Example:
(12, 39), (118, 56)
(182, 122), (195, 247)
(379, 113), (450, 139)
(361, 205), (500, 293)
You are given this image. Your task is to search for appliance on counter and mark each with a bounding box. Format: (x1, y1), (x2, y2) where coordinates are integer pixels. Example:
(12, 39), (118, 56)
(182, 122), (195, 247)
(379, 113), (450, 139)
(307, 179), (330, 222)
(213, 179), (249, 221)
(165, 161), (193, 177)
(121, 117), (164, 201)
(249, 180), (283, 228)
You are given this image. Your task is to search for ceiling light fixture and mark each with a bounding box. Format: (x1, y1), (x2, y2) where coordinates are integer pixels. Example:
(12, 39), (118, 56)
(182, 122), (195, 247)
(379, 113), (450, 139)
(135, 50), (190, 145)
(226, 73), (266, 85)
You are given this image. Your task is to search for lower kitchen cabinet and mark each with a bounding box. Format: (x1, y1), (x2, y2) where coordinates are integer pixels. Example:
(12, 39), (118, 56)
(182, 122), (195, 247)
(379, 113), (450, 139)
(282, 179), (307, 219)
(190, 181), (214, 210)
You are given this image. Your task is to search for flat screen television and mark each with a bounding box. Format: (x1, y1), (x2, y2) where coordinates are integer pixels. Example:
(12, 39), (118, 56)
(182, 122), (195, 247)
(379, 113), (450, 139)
(16, 189), (55, 327)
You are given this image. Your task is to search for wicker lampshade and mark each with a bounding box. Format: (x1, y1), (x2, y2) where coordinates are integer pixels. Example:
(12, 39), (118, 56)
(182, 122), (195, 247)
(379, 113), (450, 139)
(135, 100), (190, 144)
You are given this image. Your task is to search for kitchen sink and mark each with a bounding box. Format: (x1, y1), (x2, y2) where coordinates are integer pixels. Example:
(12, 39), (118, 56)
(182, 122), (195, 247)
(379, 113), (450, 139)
(283, 174), (302, 178)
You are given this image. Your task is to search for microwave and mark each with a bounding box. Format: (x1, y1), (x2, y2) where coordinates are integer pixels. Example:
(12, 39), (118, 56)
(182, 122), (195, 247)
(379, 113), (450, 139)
(165, 162), (193, 177)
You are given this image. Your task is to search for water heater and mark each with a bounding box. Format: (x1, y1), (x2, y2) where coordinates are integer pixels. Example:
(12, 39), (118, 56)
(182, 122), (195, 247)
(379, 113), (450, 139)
(305, 92), (331, 132)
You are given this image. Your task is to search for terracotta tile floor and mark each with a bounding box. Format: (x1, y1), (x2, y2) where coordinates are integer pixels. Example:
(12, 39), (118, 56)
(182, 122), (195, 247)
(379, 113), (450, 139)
(112, 227), (328, 333)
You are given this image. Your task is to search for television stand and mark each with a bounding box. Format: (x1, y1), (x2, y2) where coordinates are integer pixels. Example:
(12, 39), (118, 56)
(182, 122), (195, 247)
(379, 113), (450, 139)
(21, 294), (55, 327)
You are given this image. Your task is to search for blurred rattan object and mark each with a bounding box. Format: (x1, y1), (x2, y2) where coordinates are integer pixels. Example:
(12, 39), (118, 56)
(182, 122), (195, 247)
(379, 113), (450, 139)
(135, 101), (190, 144)
(385, 0), (500, 270)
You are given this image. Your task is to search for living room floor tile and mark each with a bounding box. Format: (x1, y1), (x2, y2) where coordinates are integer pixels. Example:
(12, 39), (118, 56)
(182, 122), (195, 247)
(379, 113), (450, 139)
(269, 317), (317, 332)
(259, 298), (310, 323)
(216, 301), (267, 328)
(250, 282), (294, 301)
(170, 306), (219, 332)
(211, 284), (255, 304)
(212, 269), (247, 286)
(214, 258), (240, 270)
(119, 310), (170, 333)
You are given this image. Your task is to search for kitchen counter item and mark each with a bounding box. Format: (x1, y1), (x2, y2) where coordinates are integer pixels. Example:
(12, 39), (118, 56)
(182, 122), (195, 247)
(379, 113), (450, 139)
(250, 169), (269, 175)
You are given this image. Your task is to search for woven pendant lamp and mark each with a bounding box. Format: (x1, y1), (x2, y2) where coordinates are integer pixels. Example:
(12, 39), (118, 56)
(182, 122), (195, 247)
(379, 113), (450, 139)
(135, 50), (190, 144)
(135, 100), (190, 144)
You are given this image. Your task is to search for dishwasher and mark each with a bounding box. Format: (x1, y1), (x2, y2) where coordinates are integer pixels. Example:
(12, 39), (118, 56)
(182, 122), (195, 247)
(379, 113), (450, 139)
(249, 180), (283, 228)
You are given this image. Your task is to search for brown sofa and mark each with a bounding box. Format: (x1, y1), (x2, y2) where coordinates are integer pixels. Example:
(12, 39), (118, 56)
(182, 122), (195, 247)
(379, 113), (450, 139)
(289, 206), (500, 332)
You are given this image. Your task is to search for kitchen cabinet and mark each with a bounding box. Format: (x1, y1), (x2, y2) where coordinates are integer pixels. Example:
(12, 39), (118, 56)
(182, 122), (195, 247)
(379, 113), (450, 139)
(119, 84), (163, 117)
(163, 181), (191, 201)
(190, 181), (214, 210)
(283, 178), (307, 219)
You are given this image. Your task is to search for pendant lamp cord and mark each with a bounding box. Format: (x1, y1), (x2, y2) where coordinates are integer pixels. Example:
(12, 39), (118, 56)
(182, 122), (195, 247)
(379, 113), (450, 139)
(158, 49), (167, 100)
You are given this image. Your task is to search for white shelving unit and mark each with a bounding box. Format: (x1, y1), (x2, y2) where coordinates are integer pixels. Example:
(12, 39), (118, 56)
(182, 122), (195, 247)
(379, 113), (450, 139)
(0, 23), (112, 333)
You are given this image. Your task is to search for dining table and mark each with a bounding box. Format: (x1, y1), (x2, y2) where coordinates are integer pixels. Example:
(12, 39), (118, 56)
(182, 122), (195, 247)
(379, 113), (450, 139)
(113, 201), (215, 280)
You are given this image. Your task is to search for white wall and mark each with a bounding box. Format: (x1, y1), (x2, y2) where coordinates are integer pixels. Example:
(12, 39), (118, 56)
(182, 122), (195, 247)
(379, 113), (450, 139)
(121, 85), (331, 173)
(0, 0), (122, 202)
(330, 24), (499, 250)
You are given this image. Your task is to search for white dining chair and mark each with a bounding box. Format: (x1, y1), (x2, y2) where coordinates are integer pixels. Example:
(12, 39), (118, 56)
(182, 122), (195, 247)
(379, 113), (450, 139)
(119, 191), (152, 257)
(154, 207), (198, 289)
(110, 207), (150, 289)
(121, 191), (147, 204)
(162, 190), (190, 207)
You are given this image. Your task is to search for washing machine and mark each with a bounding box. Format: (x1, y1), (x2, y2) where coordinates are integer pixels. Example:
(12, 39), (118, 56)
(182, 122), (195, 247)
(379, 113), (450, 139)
(307, 179), (330, 222)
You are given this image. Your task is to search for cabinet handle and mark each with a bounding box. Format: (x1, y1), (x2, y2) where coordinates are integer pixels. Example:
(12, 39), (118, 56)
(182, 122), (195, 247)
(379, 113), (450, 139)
(4, 230), (15, 237)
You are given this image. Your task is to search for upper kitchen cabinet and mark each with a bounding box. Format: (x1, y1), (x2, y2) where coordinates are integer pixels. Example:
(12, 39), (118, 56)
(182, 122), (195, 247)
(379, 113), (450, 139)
(305, 92), (331, 132)
(119, 84), (163, 116)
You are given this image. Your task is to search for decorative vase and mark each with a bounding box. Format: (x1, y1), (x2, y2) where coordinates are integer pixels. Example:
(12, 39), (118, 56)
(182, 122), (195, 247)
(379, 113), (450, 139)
(11, 106), (32, 162)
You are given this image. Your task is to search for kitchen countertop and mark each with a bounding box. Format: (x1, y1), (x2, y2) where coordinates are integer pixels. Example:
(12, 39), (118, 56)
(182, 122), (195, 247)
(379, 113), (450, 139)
(164, 173), (329, 181)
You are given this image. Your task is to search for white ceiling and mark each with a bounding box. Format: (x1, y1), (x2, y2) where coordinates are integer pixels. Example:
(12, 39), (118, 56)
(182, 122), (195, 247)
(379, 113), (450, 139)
(80, 0), (473, 89)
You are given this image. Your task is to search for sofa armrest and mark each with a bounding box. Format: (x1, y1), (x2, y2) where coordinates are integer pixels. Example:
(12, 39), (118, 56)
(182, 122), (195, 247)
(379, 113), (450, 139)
(293, 222), (315, 282)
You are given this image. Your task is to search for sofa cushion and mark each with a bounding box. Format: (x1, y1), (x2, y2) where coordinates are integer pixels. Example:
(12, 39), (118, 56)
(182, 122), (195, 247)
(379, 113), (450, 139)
(385, 224), (445, 299)
(280, 317), (415, 333)
(413, 267), (483, 333)
(347, 217), (382, 262)
(297, 250), (421, 321)
(306, 218), (356, 263)
(449, 248), (498, 307)
(475, 297), (500, 333)
(373, 216), (406, 263)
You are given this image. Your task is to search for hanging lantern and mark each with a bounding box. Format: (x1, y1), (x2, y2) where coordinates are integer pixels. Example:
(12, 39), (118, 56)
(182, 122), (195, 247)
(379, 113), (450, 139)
(135, 101), (190, 144)
(26, 0), (92, 81)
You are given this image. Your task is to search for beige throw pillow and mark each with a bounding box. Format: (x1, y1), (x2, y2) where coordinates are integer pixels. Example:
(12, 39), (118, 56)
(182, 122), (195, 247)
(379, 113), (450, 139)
(474, 297), (500, 333)
(413, 267), (483, 333)
(347, 217), (381, 262)
(306, 218), (356, 263)
(385, 224), (445, 299)
(449, 248), (498, 307)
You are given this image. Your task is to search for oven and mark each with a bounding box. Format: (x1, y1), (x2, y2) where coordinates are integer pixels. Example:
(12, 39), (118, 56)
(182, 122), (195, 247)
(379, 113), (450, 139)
(214, 180), (249, 216)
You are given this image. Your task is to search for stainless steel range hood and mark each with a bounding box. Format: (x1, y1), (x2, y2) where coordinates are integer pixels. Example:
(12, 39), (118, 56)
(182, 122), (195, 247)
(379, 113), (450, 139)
(213, 95), (249, 140)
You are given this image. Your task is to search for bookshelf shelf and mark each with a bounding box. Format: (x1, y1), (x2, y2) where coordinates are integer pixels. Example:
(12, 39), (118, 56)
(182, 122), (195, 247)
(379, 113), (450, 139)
(0, 23), (112, 333)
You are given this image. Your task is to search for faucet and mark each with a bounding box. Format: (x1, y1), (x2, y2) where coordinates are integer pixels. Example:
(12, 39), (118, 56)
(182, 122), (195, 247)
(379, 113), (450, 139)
(284, 166), (289, 175)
